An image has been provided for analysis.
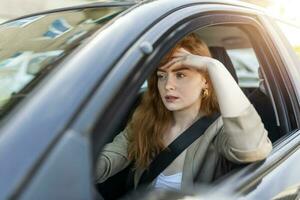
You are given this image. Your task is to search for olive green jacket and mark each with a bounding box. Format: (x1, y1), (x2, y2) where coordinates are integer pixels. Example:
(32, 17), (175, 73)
(95, 104), (272, 190)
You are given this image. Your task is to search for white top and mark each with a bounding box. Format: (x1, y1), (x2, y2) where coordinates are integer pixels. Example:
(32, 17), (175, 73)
(154, 172), (182, 191)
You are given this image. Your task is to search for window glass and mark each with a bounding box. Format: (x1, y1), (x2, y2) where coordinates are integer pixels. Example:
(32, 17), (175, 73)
(227, 48), (260, 88)
(0, 6), (128, 118)
(43, 18), (72, 39)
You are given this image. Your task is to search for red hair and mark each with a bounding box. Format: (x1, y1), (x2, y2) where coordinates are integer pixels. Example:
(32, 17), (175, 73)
(128, 33), (219, 169)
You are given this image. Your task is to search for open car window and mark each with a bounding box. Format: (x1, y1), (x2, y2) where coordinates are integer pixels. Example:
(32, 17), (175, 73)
(96, 25), (278, 199)
(139, 24), (282, 143)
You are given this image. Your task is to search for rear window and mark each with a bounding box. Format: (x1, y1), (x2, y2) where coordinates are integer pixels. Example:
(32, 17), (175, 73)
(0, 6), (128, 118)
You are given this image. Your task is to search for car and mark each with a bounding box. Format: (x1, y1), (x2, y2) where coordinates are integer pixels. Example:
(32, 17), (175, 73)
(0, 0), (300, 199)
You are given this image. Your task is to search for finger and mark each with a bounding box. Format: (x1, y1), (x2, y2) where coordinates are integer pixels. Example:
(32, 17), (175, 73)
(177, 48), (191, 54)
(172, 48), (190, 58)
(159, 57), (184, 69)
(171, 51), (187, 58)
(160, 57), (182, 69)
(161, 60), (183, 70)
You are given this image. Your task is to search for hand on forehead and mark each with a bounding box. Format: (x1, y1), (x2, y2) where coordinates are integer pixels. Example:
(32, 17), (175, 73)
(159, 48), (192, 70)
(172, 48), (191, 58)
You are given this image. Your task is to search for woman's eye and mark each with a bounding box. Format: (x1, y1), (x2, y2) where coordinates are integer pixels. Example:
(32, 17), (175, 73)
(157, 74), (166, 80)
(176, 72), (186, 79)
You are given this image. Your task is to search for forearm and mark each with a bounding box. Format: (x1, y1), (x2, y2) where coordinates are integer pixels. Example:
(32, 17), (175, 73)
(95, 152), (129, 183)
(207, 59), (250, 117)
(214, 105), (272, 163)
(94, 129), (131, 183)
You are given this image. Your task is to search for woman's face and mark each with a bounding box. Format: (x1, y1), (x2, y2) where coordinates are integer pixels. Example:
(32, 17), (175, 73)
(157, 63), (208, 112)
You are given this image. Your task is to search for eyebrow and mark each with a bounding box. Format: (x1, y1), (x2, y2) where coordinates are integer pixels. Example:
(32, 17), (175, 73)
(157, 67), (190, 73)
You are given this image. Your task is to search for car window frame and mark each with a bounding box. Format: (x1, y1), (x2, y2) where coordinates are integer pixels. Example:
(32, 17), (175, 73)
(145, 11), (299, 194)
(261, 16), (300, 129)
(244, 19), (299, 131)
(159, 14), (300, 198)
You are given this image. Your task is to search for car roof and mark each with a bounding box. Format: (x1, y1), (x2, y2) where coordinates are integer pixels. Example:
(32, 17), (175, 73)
(2, 0), (266, 24)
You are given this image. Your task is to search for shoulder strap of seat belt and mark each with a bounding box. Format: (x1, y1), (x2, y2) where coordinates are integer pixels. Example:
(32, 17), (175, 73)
(137, 113), (220, 187)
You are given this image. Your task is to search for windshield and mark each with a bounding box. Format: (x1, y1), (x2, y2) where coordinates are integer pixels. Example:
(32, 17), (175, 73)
(0, 6), (128, 118)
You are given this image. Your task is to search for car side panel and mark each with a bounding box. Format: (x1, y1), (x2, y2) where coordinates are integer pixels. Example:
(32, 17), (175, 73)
(19, 130), (93, 200)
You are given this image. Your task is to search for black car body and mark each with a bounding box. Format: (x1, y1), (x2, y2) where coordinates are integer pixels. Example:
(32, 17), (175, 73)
(0, 0), (300, 199)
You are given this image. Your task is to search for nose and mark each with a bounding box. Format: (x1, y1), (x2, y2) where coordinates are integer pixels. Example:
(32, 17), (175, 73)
(165, 76), (176, 91)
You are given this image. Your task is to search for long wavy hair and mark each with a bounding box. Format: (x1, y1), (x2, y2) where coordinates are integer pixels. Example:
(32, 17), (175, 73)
(127, 33), (219, 169)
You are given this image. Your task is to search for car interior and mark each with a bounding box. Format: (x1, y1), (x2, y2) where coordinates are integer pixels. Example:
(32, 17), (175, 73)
(96, 24), (284, 200)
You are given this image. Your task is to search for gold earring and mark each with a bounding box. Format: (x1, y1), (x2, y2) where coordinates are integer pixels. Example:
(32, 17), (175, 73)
(202, 89), (208, 97)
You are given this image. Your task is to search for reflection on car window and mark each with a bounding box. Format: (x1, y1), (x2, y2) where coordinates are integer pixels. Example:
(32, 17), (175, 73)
(0, 6), (128, 118)
(3, 15), (44, 28)
(272, 184), (300, 200)
(43, 18), (72, 39)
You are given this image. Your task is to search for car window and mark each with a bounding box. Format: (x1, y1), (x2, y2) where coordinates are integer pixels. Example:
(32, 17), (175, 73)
(0, 6), (128, 118)
(140, 26), (271, 131)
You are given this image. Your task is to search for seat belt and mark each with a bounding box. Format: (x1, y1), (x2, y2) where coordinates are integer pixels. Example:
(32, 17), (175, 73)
(137, 113), (220, 187)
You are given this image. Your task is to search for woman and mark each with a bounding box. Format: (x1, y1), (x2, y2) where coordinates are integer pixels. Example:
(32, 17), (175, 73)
(95, 33), (272, 191)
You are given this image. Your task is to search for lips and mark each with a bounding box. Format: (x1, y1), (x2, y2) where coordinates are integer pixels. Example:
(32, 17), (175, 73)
(165, 95), (179, 102)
